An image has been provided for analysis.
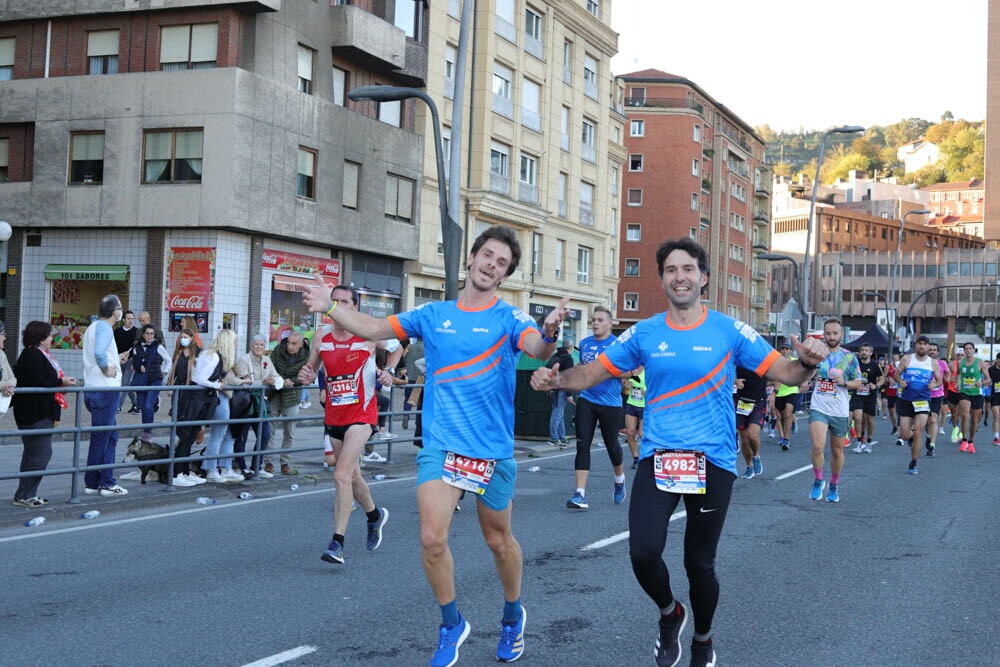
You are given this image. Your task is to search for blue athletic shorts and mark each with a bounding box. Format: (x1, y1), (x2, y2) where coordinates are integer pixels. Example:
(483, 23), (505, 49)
(416, 447), (517, 512)
(808, 409), (849, 438)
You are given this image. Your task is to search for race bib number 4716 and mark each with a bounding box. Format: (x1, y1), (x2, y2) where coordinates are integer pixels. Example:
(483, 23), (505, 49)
(653, 450), (707, 494)
(442, 452), (496, 495)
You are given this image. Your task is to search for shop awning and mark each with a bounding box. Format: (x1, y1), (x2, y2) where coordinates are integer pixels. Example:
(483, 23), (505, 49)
(272, 274), (317, 293)
(45, 264), (129, 281)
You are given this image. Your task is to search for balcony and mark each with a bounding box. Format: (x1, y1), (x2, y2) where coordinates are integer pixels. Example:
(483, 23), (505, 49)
(490, 172), (510, 196)
(753, 214), (769, 225)
(330, 5), (406, 72)
(521, 108), (541, 132)
(579, 203), (594, 226)
(581, 143), (596, 163)
(525, 35), (543, 60)
(755, 184), (770, 197)
(518, 182), (538, 205)
(625, 97), (704, 114)
(752, 268), (767, 280)
(701, 178), (712, 192)
(751, 296), (766, 308)
(492, 93), (514, 119)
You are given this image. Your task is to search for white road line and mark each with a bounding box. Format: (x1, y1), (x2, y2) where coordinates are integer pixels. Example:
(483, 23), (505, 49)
(774, 464), (813, 481)
(240, 645), (318, 667)
(582, 511), (687, 551)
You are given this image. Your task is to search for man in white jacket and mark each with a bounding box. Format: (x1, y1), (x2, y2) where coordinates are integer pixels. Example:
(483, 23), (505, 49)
(82, 294), (127, 496)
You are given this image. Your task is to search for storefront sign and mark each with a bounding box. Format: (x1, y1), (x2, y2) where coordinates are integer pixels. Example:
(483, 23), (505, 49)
(166, 247), (216, 312)
(358, 291), (398, 320)
(44, 264), (128, 281)
(528, 303), (582, 321)
(262, 249), (341, 285)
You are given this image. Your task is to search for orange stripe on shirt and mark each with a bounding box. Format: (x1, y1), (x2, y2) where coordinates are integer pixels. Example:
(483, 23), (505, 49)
(434, 335), (507, 377)
(436, 355), (502, 384)
(518, 328), (537, 355)
(754, 349), (781, 376)
(648, 373), (729, 412)
(598, 355), (624, 376)
(388, 315), (407, 341)
(647, 351), (731, 406)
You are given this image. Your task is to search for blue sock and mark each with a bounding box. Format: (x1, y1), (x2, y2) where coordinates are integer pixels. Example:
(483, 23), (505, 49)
(440, 600), (460, 628)
(502, 598), (521, 624)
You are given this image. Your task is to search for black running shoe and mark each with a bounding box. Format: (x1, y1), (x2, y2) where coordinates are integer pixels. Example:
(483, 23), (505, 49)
(689, 640), (717, 667)
(654, 602), (687, 667)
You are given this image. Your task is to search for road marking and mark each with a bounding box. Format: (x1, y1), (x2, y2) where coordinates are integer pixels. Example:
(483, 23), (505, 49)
(582, 511), (687, 551)
(240, 645), (318, 667)
(775, 464), (812, 481)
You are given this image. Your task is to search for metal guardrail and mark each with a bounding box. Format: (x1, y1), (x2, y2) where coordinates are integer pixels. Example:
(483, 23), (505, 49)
(0, 382), (421, 504)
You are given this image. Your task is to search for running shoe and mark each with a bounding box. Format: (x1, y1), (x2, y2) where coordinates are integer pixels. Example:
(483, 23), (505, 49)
(548, 440), (567, 449)
(890, 425), (898, 435)
(321, 540), (344, 564)
(968, 442), (977, 454)
(827, 484), (840, 503)
(654, 602), (687, 667)
(896, 438), (904, 447)
(926, 441), (936, 457)
(689, 640), (717, 667)
(908, 460), (918, 475)
(742, 466), (754, 480)
(566, 492), (588, 510)
(780, 438), (789, 451)
(752, 456), (763, 475)
(862, 441), (873, 454)
(993, 435), (1000, 446)
(951, 426), (961, 443)
(959, 440), (969, 452)
(366, 507), (389, 551)
(613, 482), (626, 505)
(768, 429), (776, 439)
(809, 479), (825, 501)
(496, 606), (526, 662)
(431, 615), (471, 667)
(852, 441), (864, 454)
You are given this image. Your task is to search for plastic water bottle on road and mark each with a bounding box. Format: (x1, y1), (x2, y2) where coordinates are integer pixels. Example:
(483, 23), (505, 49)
(238, 492), (254, 500)
(80, 511), (100, 520)
(195, 497), (216, 505)
(290, 484), (299, 491)
(25, 517), (46, 527)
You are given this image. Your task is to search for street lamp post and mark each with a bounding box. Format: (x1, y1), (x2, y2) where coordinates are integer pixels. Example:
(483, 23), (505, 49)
(890, 208), (931, 348)
(802, 125), (864, 334)
(758, 252), (803, 340)
(348, 85), (463, 301)
(861, 290), (892, 365)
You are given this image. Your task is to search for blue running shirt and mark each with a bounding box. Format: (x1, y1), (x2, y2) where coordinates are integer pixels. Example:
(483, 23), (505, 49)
(578, 335), (623, 406)
(599, 307), (780, 475)
(389, 297), (538, 460)
(900, 354), (935, 402)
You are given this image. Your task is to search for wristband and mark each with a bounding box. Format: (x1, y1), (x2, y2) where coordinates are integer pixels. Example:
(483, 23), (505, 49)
(324, 301), (338, 318)
(799, 358), (817, 371)
(540, 331), (557, 344)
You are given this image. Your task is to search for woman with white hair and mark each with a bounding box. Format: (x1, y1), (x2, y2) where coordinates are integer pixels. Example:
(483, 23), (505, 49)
(231, 332), (283, 479)
(190, 329), (248, 485)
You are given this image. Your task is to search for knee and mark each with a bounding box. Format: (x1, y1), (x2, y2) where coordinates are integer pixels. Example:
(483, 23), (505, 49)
(420, 525), (449, 556)
(483, 527), (515, 555)
(332, 467), (354, 487)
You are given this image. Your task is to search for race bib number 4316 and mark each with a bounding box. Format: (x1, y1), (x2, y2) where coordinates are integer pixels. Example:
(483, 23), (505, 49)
(653, 450), (707, 494)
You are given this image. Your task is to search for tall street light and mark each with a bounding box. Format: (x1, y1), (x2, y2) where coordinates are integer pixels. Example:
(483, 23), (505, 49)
(348, 85), (463, 301)
(802, 125), (865, 333)
(861, 290), (892, 365)
(890, 208), (931, 347)
(758, 252), (804, 340)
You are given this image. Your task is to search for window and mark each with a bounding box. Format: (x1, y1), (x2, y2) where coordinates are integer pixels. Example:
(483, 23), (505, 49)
(728, 243), (745, 262)
(87, 30), (119, 75)
(521, 78), (541, 131)
(579, 181), (594, 226)
(609, 247), (616, 277)
(610, 166), (619, 195)
(581, 119), (596, 162)
(627, 188), (643, 206)
(385, 173), (415, 222)
(394, 0), (419, 38)
(555, 239), (565, 278)
(378, 99), (401, 127)
(624, 292), (638, 311)
(492, 62), (514, 117)
(586, 0), (600, 18)
(563, 41), (572, 83)
(490, 141), (510, 195)
(519, 153), (538, 204)
(297, 45), (315, 94)
(729, 212), (745, 232)
(525, 8), (543, 58)
(693, 124), (701, 142)
(531, 232), (542, 276)
(444, 45), (456, 99)
(625, 258), (640, 276)
(332, 66), (347, 105)
(628, 86), (646, 105)
(297, 147), (316, 199)
(578, 246), (592, 284)
(441, 126), (452, 180)
(583, 53), (598, 99)
(730, 181), (747, 202)
(692, 158), (699, 176)
(160, 23), (218, 71)
(626, 224), (641, 241)
(629, 154), (643, 172)
(630, 119), (645, 137)
(691, 193), (698, 210)
(69, 132), (105, 184)
(342, 161), (359, 209)
(610, 208), (617, 235)
(496, 0), (516, 42)
(143, 129), (203, 183)
(728, 274), (744, 292)
(0, 138), (7, 180)
(0, 37), (13, 80)
(558, 172), (568, 218)
(560, 106), (570, 151)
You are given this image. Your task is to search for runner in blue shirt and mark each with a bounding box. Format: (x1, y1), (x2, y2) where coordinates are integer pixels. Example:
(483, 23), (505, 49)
(531, 237), (828, 667)
(304, 225), (570, 667)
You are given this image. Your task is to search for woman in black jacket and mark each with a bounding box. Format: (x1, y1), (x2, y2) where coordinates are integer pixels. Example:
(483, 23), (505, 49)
(11, 321), (77, 507)
(131, 325), (171, 443)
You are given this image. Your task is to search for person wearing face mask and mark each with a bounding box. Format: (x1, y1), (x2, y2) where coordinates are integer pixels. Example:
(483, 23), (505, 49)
(82, 294), (129, 497)
(166, 328), (207, 486)
(131, 325), (171, 443)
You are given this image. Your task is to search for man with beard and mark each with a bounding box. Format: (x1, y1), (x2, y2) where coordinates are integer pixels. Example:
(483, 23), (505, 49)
(849, 344), (883, 454)
(924, 343), (951, 456)
(530, 237), (828, 667)
(897, 335), (943, 474)
(953, 342), (989, 453)
(807, 319), (862, 502)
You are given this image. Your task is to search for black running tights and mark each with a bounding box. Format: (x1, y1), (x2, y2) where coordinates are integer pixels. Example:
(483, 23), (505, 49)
(574, 397), (624, 471)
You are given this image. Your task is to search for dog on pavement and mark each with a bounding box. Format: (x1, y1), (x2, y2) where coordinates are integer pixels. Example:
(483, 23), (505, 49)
(124, 438), (170, 484)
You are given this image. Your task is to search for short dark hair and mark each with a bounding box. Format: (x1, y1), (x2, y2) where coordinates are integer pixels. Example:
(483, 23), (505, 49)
(592, 305), (613, 319)
(98, 294), (122, 318)
(469, 225), (521, 277)
(331, 284), (359, 306)
(22, 320), (53, 347)
(655, 238), (709, 278)
(963, 341), (975, 349)
(916, 335), (931, 344)
(124, 310), (135, 318)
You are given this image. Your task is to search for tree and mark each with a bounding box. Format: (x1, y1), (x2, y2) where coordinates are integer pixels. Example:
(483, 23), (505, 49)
(940, 124), (985, 180)
(900, 164), (947, 188)
(882, 118), (931, 149)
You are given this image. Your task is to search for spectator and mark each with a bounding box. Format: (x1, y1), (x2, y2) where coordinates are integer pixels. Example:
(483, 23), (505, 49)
(232, 333), (282, 479)
(267, 330), (310, 475)
(402, 337), (424, 430)
(131, 325), (171, 443)
(114, 309), (139, 414)
(546, 340), (575, 448)
(165, 328), (207, 487)
(198, 329), (246, 484)
(181, 315), (204, 349)
(11, 321), (75, 506)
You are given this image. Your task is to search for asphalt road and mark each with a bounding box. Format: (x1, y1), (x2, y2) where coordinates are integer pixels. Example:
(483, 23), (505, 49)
(2, 415), (998, 666)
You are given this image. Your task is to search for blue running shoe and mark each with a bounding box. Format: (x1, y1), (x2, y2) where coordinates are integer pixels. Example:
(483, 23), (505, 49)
(809, 479), (825, 501)
(780, 438), (790, 451)
(496, 606), (526, 662)
(566, 492), (588, 510)
(431, 615), (471, 667)
(742, 466), (754, 479)
(752, 456), (763, 475)
(366, 507), (389, 551)
(321, 540), (344, 564)
(613, 482), (626, 504)
(827, 484), (839, 503)
(908, 460), (919, 475)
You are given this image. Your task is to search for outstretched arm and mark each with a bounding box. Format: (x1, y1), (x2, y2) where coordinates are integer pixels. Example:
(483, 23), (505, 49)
(521, 296), (572, 360)
(302, 272), (397, 341)
(531, 359), (613, 393)
(763, 335), (828, 386)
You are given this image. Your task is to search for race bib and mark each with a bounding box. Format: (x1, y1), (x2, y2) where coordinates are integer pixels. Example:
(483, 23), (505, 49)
(994, 382), (1000, 392)
(736, 399), (755, 416)
(326, 374), (359, 406)
(630, 387), (645, 401)
(912, 399), (930, 414)
(857, 384), (870, 396)
(962, 377), (977, 388)
(653, 450), (706, 495)
(442, 452), (496, 495)
(816, 379), (837, 394)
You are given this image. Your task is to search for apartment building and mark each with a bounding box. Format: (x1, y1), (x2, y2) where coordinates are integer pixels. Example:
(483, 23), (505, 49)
(412, 0), (624, 344)
(925, 178), (985, 238)
(615, 69), (770, 333)
(0, 0), (427, 376)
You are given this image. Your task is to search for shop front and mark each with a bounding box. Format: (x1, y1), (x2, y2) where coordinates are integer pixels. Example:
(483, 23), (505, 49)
(45, 264), (130, 349)
(165, 247), (214, 334)
(263, 248), (340, 344)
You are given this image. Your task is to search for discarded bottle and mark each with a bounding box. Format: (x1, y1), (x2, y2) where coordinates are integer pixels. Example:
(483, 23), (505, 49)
(238, 492), (254, 500)
(527, 466), (541, 473)
(290, 484), (299, 491)
(195, 497), (217, 505)
(25, 517), (46, 527)
(372, 474), (386, 481)
(80, 510), (100, 520)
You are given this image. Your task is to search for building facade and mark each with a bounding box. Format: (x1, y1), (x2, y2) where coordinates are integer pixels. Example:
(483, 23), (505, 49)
(925, 178), (985, 239)
(0, 0), (427, 375)
(615, 68), (769, 332)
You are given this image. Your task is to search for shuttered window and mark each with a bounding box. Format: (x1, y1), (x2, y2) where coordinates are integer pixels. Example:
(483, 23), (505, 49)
(297, 45), (314, 94)
(342, 161), (359, 209)
(384, 174), (415, 222)
(297, 147), (316, 199)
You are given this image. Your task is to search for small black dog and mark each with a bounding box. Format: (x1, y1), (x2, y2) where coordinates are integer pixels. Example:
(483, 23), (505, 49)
(124, 438), (170, 484)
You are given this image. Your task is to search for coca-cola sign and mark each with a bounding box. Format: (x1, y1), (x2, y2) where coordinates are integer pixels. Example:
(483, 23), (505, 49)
(263, 248), (341, 282)
(166, 247), (215, 313)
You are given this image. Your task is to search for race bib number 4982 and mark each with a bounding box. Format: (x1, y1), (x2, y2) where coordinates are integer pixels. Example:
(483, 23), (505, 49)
(652, 450), (706, 494)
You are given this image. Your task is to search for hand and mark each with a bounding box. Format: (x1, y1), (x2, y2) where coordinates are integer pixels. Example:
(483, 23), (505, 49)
(264, 377), (275, 386)
(63, 377), (77, 387)
(790, 334), (828, 368)
(2, 384), (14, 397)
(734, 378), (746, 391)
(531, 363), (560, 392)
(303, 272), (333, 315)
(540, 296), (572, 341)
(102, 365), (118, 378)
(298, 365), (316, 385)
(140, 365), (146, 373)
(119, 352), (129, 364)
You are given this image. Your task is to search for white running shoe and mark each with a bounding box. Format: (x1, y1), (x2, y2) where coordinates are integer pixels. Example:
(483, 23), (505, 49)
(206, 470), (226, 483)
(172, 475), (196, 487)
(852, 442), (864, 454)
(98, 484), (129, 497)
(362, 451), (387, 463)
(220, 468), (243, 481)
(186, 473), (207, 485)
(257, 469), (274, 478)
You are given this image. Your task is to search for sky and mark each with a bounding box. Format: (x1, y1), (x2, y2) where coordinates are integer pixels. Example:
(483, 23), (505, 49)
(610, 0), (987, 133)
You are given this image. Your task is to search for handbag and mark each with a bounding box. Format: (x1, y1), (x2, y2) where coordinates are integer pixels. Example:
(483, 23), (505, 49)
(230, 389), (252, 419)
